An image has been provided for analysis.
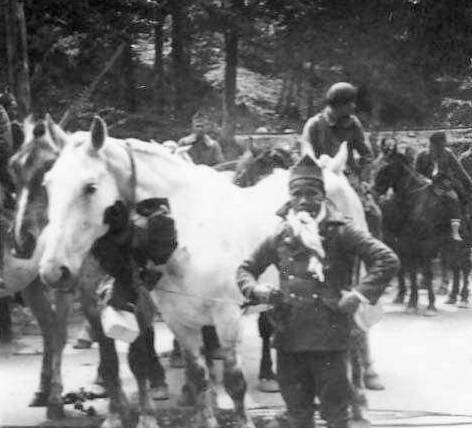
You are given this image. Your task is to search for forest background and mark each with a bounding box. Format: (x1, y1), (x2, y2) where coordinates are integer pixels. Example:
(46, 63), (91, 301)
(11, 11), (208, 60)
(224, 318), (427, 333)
(2, 0), (472, 158)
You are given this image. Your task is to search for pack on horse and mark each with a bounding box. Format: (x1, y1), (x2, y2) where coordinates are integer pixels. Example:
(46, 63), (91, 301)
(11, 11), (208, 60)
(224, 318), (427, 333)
(38, 116), (367, 428)
(373, 143), (471, 314)
(9, 116), (171, 428)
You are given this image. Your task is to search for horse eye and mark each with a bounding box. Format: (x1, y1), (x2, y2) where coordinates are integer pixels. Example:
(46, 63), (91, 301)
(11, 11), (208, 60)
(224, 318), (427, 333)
(84, 183), (97, 195)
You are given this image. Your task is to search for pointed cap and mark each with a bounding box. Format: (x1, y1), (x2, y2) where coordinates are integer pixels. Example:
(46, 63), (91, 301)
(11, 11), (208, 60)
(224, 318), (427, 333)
(289, 155), (324, 189)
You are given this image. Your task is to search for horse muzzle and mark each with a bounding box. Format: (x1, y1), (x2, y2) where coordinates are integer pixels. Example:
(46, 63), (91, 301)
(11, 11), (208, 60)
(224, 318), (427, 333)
(11, 229), (37, 260)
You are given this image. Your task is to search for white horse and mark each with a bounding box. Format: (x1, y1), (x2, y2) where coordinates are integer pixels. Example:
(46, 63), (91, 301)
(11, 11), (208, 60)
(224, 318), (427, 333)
(38, 116), (365, 428)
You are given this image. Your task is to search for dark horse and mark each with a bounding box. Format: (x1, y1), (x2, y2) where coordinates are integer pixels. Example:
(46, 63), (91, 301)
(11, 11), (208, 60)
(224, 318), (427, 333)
(10, 116), (168, 428)
(374, 145), (471, 314)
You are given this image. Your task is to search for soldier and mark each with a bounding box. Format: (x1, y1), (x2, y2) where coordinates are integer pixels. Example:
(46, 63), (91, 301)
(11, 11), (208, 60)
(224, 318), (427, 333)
(300, 82), (385, 392)
(177, 111), (225, 166)
(301, 82), (381, 238)
(237, 155), (399, 428)
(416, 131), (472, 241)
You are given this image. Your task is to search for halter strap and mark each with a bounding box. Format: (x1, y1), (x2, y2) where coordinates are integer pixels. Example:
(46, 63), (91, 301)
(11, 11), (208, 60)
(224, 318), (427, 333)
(124, 141), (137, 208)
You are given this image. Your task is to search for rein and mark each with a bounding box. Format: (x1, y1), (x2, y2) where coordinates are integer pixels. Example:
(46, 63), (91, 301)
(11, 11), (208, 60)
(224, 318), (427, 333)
(124, 141), (137, 208)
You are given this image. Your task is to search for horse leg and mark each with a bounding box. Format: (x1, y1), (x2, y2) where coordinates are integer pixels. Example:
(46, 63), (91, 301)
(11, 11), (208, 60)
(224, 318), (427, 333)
(177, 325), (218, 428)
(394, 264), (406, 304)
(438, 251), (450, 295)
(47, 289), (73, 419)
(424, 260), (436, 314)
(144, 326), (169, 400)
(80, 293), (132, 428)
(21, 278), (55, 408)
(447, 267), (460, 304)
(407, 263), (418, 311)
(0, 296), (12, 343)
(216, 309), (254, 428)
(459, 262), (470, 308)
(257, 312), (279, 392)
(128, 330), (159, 428)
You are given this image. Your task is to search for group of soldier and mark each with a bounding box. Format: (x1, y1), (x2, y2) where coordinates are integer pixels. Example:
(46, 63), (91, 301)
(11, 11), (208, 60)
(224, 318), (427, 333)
(1, 81), (471, 428)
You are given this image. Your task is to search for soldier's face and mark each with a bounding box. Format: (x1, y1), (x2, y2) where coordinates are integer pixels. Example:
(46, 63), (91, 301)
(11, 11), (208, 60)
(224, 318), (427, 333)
(290, 180), (326, 216)
(192, 120), (207, 137)
(334, 101), (356, 118)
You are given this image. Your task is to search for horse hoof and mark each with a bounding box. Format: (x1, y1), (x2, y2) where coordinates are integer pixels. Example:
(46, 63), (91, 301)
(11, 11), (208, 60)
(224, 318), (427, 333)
(137, 414), (160, 428)
(405, 306), (417, 315)
(424, 308), (438, 317)
(257, 378), (280, 393)
(29, 391), (49, 407)
(101, 413), (124, 428)
(150, 385), (169, 401)
(458, 299), (470, 309)
(445, 297), (457, 305)
(46, 403), (64, 420)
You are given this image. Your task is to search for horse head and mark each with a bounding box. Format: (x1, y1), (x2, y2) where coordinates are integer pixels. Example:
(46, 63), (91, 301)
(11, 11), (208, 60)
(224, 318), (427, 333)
(39, 116), (126, 286)
(233, 138), (294, 187)
(373, 143), (414, 196)
(8, 114), (67, 258)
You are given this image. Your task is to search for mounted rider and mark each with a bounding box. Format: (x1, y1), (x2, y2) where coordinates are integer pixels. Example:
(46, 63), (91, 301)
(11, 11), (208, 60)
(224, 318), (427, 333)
(416, 131), (472, 241)
(237, 155), (399, 428)
(300, 82), (382, 239)
(177, 111), (225, 166)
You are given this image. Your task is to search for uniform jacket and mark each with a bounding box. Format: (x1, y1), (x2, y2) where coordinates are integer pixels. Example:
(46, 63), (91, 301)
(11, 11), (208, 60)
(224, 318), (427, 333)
(416, 148), (472, 198)
(177, 133), (225, 166)
(302, 107), (373, 181)
(237, 207), (399, 353)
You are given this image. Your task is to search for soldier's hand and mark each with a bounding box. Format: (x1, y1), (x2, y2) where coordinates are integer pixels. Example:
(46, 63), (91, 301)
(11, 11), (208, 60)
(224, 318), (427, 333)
(338, 290), (362, 315)
(253, 283), (276, 304)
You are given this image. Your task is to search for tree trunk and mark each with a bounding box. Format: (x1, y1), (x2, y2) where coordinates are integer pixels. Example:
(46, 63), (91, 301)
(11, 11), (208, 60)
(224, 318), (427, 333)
(153, 9), (166, 91)
(5, 0), (30, 118)
(220, 26), (239, 158)
(15, 0), (30, 117)
(170, 0), (189, 110)
(4, 0), (16, 92)
(120, 39), (136, 112)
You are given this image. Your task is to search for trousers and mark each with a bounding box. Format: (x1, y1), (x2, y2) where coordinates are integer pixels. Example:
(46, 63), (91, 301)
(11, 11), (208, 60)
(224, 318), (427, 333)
(277, 350), (351, 428)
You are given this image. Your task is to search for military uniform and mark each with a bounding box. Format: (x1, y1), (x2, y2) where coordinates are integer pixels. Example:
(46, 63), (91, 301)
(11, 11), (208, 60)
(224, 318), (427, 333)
(416, 147), (472, 219)
(177, 133), (225, 166)
(302, 107), (382, 240)
(237, 207), (398, 428)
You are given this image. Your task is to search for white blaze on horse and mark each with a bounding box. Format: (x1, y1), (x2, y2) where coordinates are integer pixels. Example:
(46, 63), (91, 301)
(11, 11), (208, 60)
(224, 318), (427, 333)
(39, 116), (365, 428)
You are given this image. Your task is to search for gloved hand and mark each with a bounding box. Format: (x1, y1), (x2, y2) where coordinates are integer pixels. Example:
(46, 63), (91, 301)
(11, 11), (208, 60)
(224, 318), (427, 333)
(338, 290), (362, 315)
(252, 283), (277, 304)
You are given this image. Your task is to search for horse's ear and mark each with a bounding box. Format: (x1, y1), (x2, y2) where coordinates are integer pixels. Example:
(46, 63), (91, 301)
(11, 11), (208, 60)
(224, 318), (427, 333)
(45, 113), (68, 150)
(329, 141), (348, 174)
(247, 137), (260, 157)
(90, 116), (107, 151)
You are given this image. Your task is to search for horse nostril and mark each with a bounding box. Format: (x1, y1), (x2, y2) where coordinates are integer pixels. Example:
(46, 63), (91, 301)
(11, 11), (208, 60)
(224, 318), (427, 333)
(60, 266), (71, 281)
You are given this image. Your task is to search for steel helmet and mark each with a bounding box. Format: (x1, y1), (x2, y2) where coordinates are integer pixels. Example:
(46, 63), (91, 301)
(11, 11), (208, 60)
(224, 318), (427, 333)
(326, 82), (358, 106)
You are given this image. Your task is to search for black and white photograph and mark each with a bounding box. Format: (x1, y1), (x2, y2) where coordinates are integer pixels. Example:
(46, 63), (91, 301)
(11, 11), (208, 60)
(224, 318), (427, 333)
(1, 1), (472, 427)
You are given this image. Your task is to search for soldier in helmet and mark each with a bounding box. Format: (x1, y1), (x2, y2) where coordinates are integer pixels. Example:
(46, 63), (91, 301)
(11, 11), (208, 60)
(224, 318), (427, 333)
(237, 155), (398, 428)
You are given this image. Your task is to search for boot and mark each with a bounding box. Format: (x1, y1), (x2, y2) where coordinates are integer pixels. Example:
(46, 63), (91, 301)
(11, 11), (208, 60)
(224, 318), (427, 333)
(451, 219), (462, 241)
